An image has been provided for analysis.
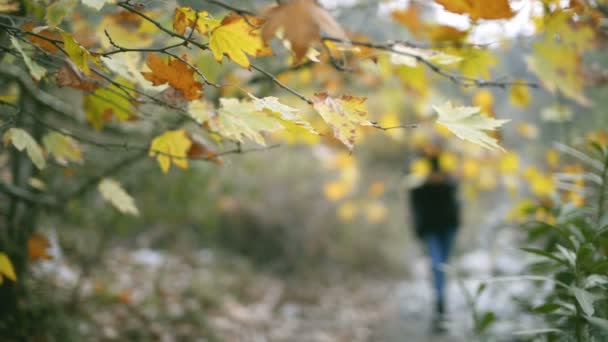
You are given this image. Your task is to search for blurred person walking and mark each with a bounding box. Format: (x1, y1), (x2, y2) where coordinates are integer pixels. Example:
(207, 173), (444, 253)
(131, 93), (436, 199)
(409, 147), (460, 332)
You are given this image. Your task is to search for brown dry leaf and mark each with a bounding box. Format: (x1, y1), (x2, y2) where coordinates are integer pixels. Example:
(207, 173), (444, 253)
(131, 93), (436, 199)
(57, 61), (98, 91)
(22, 23), (61, 53)
(141, 54), (203, 101)
(434, 0), (515, 20)
(28, 233), (52, 261)
(187, 134), (222, 164)
(261, 0), (348, 61)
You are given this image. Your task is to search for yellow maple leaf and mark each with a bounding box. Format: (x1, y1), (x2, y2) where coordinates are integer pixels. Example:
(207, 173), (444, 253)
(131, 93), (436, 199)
(526, 41), (590, 106)
(457, 48), (497, 80)
(173, 7), (220, 35)
(149, 130), (192, 173)
(434, 0), (515, 20)
(60, 32), (99, 76)
(312, 93), (373, 151)
(209, 13), (272, 69)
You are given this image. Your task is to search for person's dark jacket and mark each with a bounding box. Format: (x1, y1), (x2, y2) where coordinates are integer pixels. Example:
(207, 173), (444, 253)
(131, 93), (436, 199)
(409, 175), (460, 238)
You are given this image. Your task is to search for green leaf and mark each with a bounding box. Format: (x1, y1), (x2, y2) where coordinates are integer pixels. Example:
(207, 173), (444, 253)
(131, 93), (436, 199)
(572, 286), (596, 317)
(10, 36), (46, 81)
(211, 98), (283, 146)
(98, 178), (139, 216)
(45, 0), (77, 27)
(475, 311), (496, 334)
(512, 328), (562, 335)
(532, 303), (561, 314)
(586, 316), (608, 331)
(3, 128), (46, 170)
(521, 247), (568, 266)
(433, 101), (509, 151)
(42, 132), (83, 165)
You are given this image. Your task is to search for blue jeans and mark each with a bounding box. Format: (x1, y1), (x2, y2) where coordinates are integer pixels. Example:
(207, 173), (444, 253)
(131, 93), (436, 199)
(424, 229), (457, 313)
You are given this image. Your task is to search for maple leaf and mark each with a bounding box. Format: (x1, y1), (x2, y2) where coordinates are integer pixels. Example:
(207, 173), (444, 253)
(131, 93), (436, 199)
(210, 98), (284, 145)
(526, 41), (590, 106)
(427, 25), (468, 42)
(84, 77), (135, 129)
(457, 48), (497, 80)
(98, 10), (157, 50)
(42, 132), (83, 165)
(209, 13), (272, 69)
(312, 93), (373, 151)
(433, 101), (509, 151)
(61, 31), (99, 76)
(149, 130), (192, 173)
(261, 0), (348, 62)
(141, 54), (203, 101)
(101, 55), (163, 92)
(28, 233), (52, 261)
(434, 0), (515, 20)
(391, 5), (424, 37)
(3, 128), (46, 169)
(249, 94), (318, 135)
(22, 23), (61, 53)
(0, 253), (17, 284)
(98, 178), (139, 216)
(173, 7), (220, 35)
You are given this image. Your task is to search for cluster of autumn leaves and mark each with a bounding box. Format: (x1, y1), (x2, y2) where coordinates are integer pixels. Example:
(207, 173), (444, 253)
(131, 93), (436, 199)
(1, 0), (605, 280)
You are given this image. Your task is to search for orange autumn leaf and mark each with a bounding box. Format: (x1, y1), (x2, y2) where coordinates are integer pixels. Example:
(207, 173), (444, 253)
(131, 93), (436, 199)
(434, 0), (515, 20)
(28, 233), (52, 261)
(391, 5), (424, 37)
(141, 54), (203, 101)
(428, 25), (468, 42)
(22, 23), (61, 53)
